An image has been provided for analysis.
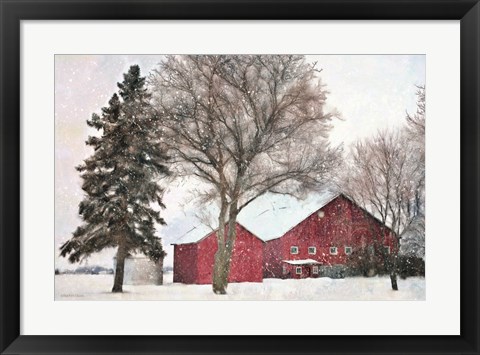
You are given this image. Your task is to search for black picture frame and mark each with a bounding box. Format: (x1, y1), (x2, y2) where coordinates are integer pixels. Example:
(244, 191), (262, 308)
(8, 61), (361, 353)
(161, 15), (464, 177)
(1, 1), (479, 354)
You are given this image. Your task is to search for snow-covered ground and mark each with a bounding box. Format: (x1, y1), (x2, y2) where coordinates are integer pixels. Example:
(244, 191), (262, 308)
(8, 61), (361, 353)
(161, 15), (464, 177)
(55, 272), (425, 301)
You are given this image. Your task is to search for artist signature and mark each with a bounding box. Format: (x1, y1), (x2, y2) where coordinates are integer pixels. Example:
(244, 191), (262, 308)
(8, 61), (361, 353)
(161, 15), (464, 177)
(60, 294), (84, 298)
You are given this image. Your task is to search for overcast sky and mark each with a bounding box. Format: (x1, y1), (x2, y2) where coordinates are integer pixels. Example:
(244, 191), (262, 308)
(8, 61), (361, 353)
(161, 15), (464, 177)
(55, 54), (425, 269)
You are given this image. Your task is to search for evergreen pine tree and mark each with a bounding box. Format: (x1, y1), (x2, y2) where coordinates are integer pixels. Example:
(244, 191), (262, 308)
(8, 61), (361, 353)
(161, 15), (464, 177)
(60, 65), (169, 293)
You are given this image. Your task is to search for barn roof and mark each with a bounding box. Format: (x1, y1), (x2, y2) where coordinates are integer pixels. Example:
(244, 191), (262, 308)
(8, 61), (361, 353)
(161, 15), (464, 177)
(237, 189), (338, 241)
(170, 220), (266, 245)
(171, 188), (339, 245)
(171, 224), (214, 245)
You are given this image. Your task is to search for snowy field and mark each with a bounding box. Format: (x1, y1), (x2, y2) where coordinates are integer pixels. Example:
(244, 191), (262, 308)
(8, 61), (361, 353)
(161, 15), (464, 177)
(55, 272), (425, 301)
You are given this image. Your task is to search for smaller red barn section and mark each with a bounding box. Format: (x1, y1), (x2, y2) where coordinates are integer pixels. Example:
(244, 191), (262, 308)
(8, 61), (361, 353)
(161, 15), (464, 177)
(172, 223), (264, 284)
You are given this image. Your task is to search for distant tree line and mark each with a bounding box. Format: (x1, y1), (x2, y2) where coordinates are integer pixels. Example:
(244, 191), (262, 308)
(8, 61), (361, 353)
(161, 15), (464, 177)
(55, 266), (114, 275)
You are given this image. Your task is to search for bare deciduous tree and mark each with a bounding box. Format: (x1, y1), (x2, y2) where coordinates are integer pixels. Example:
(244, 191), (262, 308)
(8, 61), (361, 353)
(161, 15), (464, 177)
(406, 85), (425, 139)
(150, 55), (341, 294)
(402, 85), (425, 258)
(342, 129), (423, 290)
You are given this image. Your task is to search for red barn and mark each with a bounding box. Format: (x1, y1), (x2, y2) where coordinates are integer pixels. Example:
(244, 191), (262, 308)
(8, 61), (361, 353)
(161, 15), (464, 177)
(237, 190), (397, 279)
(172, 222), (264, 284)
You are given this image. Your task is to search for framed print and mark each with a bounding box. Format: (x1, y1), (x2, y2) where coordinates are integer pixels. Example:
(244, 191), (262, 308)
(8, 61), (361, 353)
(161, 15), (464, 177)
(1, 0), (479, 354)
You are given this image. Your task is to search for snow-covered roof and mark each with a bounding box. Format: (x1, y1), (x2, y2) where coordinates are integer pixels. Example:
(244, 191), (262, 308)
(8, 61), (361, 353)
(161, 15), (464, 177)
(171, 188), (339, 245)
(237, 189), (339, 241)
(171, 224), (215, 245)
(283, 259), (322, 265)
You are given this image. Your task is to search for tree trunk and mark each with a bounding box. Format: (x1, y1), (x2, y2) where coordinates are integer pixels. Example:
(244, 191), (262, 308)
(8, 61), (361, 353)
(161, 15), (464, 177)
(212, 247), (229, 294)
(211, 166), (243, 295)
(390, 252), (399, 291)
(212, 202), (239, 295)
(223, 215), (238, 276)
(212, 192), (229, 295)
(112, 244), (127, 293)
(390, 273), (398, 291)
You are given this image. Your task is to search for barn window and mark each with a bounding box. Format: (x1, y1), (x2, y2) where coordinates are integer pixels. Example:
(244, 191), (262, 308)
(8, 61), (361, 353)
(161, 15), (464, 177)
(308, 246), (316, 255)
(312, 266), (319, 274)
(290, 246), (299, 254)
(384, 246), (391, 254)
(295, 267), (302, 275)
(329, 247), (338, 255)
(345, 246), (353, 255)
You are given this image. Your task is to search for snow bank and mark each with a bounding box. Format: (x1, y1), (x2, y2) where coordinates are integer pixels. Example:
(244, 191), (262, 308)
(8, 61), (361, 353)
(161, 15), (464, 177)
(55, 272), (425, 301)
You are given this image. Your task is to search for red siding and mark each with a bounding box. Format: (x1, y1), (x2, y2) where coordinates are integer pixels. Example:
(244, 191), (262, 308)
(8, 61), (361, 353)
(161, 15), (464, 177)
(229, 225), (264, 283)
(263, 237), (283, 278)
(174, 194), (398, 283)
(174, 223), (264, 284)
(263, 195), (397, 278)
(173, 243), (198, 284)
(195, 229), (217, 284)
